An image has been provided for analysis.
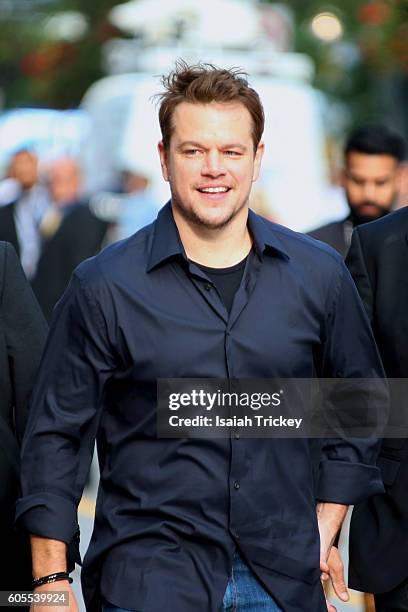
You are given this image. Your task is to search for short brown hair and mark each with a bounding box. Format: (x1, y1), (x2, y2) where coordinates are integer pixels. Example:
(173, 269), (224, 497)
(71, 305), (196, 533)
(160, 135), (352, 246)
(158, 61), (264, 152)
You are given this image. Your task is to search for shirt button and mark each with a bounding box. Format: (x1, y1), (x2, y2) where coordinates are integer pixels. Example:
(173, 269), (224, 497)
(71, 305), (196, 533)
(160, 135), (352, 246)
(204, 283), (212, 291)
(234, 480), (240, 490)
(234, 432), (240, 440)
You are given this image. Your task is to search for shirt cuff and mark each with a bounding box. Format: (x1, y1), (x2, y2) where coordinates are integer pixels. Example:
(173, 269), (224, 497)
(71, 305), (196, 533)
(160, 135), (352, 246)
(316, 460), (385, 504)
(15, 492), (78, 543)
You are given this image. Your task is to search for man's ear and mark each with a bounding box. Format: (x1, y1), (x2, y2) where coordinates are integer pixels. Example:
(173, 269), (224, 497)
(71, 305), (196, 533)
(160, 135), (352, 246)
(158, 141), (170, 182)
(396, 162), (408, 196)
(252, 142), (265, 183)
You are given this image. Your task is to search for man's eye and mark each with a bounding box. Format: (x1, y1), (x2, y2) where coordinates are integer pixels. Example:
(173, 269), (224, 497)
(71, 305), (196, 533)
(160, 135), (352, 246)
(185, 149), (200, 156)
(225, 150), (240, 156)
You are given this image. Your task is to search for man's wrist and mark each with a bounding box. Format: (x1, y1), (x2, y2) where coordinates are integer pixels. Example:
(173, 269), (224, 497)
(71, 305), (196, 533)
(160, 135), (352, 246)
(317, 502), (348, 545)
(33, 579), (72, 591)
(31, 535), (68, 580)
(32, 572), (73, 590)
(317, 501), (348, 522)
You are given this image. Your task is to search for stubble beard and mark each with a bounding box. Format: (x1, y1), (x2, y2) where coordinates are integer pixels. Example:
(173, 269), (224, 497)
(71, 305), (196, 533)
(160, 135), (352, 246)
(348, 199), (394, 226)
(170, 188), (249, 230)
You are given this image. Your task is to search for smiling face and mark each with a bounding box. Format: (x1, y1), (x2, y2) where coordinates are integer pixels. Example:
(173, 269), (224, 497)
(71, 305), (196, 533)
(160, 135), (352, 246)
(158, 101), (264, 230)
(344, 151), (401, 224)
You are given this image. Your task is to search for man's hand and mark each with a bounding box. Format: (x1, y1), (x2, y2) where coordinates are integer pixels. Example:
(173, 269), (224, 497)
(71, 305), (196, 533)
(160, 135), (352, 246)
(316, 502), (348, 612)
(316, 502), (348, 574)
(326, 546), (349, 602)
(30, 581), (78, 612)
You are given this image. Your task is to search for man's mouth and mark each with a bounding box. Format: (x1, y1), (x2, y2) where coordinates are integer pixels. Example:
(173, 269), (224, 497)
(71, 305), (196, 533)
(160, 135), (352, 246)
(196, 186), (231, 194)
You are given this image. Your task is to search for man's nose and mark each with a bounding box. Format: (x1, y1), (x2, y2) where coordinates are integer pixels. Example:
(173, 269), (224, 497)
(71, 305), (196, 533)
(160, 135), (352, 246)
(362, 182), (377, 202)
(202, 151), (226, 177)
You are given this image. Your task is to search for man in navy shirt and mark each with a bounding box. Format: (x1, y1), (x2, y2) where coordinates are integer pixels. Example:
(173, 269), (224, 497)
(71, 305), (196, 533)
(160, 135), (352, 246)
(17, 63), (386, 612)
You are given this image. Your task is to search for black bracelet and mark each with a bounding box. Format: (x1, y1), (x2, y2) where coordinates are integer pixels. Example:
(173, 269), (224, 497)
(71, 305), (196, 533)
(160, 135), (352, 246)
(32, 572), (73, 589)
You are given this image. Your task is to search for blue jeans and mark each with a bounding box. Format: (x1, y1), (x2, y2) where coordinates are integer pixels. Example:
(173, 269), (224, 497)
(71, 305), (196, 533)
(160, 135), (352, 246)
(103, 552), (282, 611)
(222, 552), (282, 611)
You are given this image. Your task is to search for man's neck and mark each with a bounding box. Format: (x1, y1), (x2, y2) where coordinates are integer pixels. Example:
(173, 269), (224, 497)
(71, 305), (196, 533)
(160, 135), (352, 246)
(172, 205), (252, 268)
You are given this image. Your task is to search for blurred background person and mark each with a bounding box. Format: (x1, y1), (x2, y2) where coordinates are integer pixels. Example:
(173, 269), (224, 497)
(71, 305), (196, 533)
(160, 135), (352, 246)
(31, 157), (109, 321)
(324, 203), (408, 611)
(0, 241), (47, 608)
(89, 165), (159, 242)
(308, 125), (406, 256)
(0, 149), (50, 279)
(117, 166), (159, 239)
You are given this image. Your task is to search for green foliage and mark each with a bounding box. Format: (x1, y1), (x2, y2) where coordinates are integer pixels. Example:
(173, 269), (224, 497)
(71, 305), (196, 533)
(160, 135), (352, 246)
(0, 0), (123, 108)
(0, 0), (407, 127)
(273, 0), (408, 126)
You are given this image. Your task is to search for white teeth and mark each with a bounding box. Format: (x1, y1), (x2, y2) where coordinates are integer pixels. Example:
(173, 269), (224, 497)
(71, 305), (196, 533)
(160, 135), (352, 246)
(199, 187), (229, 193)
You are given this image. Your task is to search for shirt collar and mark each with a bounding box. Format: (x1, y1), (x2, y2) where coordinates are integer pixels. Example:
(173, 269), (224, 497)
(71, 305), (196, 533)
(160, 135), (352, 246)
(247, 208), (290, 261)
(146, 201), (187, 272)
(146, 201), (289, 273)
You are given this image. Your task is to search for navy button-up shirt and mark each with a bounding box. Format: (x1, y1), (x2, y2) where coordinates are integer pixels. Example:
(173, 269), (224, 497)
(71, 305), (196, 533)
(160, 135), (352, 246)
(17, 202), (385, 612)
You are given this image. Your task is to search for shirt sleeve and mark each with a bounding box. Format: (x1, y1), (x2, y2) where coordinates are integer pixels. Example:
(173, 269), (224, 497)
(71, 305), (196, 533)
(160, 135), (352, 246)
(316, 259), (386, 504)
(15, 269), (117, 549)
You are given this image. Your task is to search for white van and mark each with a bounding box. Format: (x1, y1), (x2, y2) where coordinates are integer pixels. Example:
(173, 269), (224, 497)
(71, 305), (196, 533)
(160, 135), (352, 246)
(0, 108), (89, 175)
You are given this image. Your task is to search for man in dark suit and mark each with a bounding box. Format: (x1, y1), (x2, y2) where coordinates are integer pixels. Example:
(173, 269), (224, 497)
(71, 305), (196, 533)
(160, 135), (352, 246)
(0, 241), (47, 603)
(0, 200), (19, 250)
(326, 206), (408, 610)
(31, 157), (109, 321)
(0, 155), (109, 321)
(0, 149), (50, 278)
(309, 125), (406, 257)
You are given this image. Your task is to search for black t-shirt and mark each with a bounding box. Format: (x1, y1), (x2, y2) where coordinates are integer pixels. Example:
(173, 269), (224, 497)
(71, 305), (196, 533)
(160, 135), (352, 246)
(194, 254), (249, 315)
